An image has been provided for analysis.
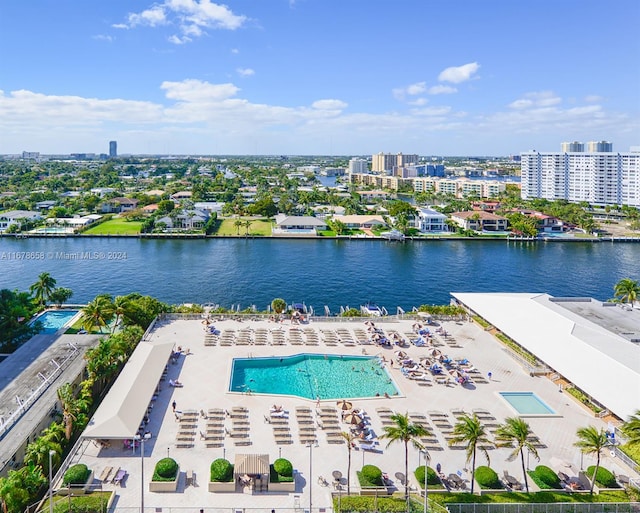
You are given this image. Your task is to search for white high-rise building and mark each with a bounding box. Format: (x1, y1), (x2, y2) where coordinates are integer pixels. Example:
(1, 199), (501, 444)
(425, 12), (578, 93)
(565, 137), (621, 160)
(561, 141), (584, 152)
(587, 141), (613, 152)
(521, 151), (640, 207)
(348, 158), (368, 174)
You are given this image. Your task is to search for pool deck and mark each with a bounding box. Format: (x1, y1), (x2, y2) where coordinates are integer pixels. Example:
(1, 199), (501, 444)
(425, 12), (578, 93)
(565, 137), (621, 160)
(72, 316), (633, 510)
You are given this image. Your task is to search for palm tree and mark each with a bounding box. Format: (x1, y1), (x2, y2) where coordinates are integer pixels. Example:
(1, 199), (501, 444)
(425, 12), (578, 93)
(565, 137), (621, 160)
(448, 414), (491, 493)
(613, 278), (640, 306)
(234, 218), (243, 235)
(494, 417), (540, 492)
(24, 436), (62, 474)
(111, 295), (132, 334)
(29, 272), (57, 308)
(339, 431), (357, 494)
(380, 412), (428, 504)
(620, 410), (640, 448)
(56, 382), (89, 440)
(243, 219), (253, 236)
(271, 298), (287, 315)
(574, 425), (608, 494)
(81, 295), (115, 333)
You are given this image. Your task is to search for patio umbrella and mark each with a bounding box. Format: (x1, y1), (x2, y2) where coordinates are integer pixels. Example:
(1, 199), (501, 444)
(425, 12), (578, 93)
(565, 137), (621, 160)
(343, 412), (361, 425)
(337, 400), (353, 410)
(430, 348), (442, 358)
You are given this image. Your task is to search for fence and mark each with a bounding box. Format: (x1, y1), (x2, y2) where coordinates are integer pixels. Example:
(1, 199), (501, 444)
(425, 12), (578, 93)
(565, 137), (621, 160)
(446, 502), (640, 513)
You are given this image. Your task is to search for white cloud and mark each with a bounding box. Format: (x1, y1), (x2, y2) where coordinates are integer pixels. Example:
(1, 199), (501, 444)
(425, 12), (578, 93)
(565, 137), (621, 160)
(428, 85), (457, 95)
(115, 0), (246, 43)
(411, 106), (452, 117)
(408, 98), (428, 106)
(231, 48), (239, 54)
(93, 34), (114, 43)
(585, 94), (604, 103)
(236, 68), (255, 77)
(311, 99), (347, 111)
(161, 79), (239, 102)
(508, 91), (562, 109)
(438, 62), (480, 84)
(393, 82), (427, 101)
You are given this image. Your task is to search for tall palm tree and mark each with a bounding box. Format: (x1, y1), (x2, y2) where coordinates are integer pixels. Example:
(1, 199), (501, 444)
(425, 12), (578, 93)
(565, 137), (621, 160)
(339, 431), (357, 494)
(614, 278), (640, 306)
(380, 412), (428, 504)
(574, 425), (608, 494)
(494, 417), (539, 492)
(448, 413), (491, 493)
(111, 295), (132, 334)
(56, 382), (86, 440)
(620, 410), (640, 448)
(234, 218), (243, 235)
(29, 272), (57, 308)
(81, 295), (115, 333)
(24, 437), (62, 474)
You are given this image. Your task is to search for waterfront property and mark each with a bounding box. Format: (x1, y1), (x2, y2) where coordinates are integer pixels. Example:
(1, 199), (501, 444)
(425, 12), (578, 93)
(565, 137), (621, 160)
(67, 313), (636, 510)
(30, 309), (80, 334)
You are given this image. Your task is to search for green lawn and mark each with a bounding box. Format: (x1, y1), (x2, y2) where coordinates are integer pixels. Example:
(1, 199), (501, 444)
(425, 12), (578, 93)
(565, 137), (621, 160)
(83, 218), (143, 235)
(216, 218), (272, 236)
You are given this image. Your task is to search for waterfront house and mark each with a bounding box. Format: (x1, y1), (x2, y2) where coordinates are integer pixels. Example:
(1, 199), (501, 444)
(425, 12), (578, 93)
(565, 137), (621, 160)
(450, 210), (508, 232)
(333, 214), (387, 230)
(0, 210), (42, 232)
(311, 205), (346, 219)
(100, 197), (139, 214)
(34, 200), (57, 211)
(156, 209), (209, 231)
(273, 214), (327, 235)
(415, 207), (448, 233)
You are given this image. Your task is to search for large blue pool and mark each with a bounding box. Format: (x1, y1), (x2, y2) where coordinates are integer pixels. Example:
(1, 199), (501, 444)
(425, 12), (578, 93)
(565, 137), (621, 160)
(499, 392), (556, 416)
(31, 310), (79, 334)
(229, 354), (400, 400)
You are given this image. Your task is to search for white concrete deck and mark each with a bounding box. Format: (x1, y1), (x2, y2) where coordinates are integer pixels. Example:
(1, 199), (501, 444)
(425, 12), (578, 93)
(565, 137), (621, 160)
(73, 316), (632, 510)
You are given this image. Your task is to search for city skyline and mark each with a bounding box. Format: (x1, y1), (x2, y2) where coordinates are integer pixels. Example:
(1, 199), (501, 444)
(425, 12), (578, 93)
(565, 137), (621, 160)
(1, 0), (639, 156)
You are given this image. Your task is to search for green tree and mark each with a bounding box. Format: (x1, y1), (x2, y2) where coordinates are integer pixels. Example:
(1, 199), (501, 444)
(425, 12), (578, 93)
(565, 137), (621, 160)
(0, 464), (46, 513)
(49, 287), (73, 308)
(574, 425), (608, 494)
(234, 218), (243, 235)
(494, 417), (540, 492)
(29, 272), (57, 308)
(24, 436), (62, 475)
(620, 410), (640, 448)
(111, 295), (133, 334)
(380, 412), (428, 505)
(448, 414), (491, 493)
(271, 298), (287, 314)
(613, 278), (640, 306)
(339, 431), (357, 494)
(81, 295), (115, 333)
(0, 289), (38, 352)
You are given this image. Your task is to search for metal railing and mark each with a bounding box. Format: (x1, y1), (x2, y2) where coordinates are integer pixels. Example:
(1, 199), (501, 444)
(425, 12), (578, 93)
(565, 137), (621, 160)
(446, 503), (640, 513)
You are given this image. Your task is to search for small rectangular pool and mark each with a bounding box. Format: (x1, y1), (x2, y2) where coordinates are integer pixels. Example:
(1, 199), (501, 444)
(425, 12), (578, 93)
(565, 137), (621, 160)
(499, 392), (556, 416)
(30, 310), (79, 334)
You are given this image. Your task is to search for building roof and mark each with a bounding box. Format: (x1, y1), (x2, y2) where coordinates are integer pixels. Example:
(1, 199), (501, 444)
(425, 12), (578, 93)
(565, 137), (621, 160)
(234, 454), (270, 477)
(451, 210), (507, 221)
(451, 292), (640, 420)
(0, 210), (42, 219)
(82, 340), (174, 439)
(334, 214), (387, 226)
(274, 214), (326, 227)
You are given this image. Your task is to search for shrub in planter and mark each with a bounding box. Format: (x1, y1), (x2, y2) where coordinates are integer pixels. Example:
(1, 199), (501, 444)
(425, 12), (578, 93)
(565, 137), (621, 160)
(152, 458), (179, 482)
(273, 458), (293, 478)
(63, 464), (91, 485)
(414, 466), (439, 487)
(210, 459), (233, 482)
(360, 465), (383, 487)
(474, 466), (501, 489)
(533, 465), (561, 489)
(586, 466), (618, 488)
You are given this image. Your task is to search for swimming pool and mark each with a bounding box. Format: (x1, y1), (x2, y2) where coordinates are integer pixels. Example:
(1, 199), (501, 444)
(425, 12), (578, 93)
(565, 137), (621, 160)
(229, 354), (400, 400)
(31, 310), (79, 334)
(499, 392), (556, 416)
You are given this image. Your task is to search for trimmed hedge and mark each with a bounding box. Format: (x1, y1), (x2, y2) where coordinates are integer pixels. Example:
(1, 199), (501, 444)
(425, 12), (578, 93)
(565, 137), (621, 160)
(63, 464), (91, 485)
(270, 464), (294, 483)
(415, 465), (440, 487)
(529, 465), (561, 489)
(334, 496), (422, 512)
(273, 458), (293, 477)
(359, 465), (383, 487)
(210, 458), (233, 482)
(586, 466), (618, 488)
(152, 458), (178, 482)
(475, 466), (502, 489)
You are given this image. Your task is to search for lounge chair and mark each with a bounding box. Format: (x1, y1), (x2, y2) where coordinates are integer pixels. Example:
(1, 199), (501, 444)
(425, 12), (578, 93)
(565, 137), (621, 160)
(113, 469), (127, 486)
(359, 441), (378, 451)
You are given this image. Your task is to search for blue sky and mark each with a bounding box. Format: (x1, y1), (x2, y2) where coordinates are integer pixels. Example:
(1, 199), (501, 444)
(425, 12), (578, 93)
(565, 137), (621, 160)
(1, 0), (639, 156)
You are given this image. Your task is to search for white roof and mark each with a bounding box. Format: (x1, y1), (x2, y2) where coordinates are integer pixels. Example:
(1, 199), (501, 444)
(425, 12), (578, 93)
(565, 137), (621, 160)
(451, 292), (640, 420)
(82, 340), (174, 439)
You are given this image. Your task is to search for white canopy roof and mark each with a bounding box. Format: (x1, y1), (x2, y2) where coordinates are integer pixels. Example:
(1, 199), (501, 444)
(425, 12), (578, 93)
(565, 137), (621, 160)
(82, 340), (174, 439)
(451, 292), (640, 420)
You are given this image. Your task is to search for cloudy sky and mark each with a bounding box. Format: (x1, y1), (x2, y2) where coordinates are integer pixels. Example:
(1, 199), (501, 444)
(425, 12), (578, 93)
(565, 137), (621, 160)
(1, 0), (638, 156)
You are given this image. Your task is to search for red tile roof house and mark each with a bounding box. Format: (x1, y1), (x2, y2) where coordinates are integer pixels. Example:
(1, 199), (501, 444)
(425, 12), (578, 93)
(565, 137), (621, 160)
(450, 210), (508, 232)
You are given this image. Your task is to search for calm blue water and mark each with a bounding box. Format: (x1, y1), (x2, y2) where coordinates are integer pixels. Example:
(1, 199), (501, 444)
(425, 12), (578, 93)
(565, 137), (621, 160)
(30, 310), (79, 334)
(499, 392), (556, 415)
(0, 237), (637, 312)
(229, 354), (398, 399)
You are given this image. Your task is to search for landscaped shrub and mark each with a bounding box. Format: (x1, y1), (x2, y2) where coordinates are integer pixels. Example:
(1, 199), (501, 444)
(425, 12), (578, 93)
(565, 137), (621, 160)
(273, 458), (293, 477)
(63, 463), (91, 485)
(210, 458), (233, 482)
(359, 465), (383, 487)
(530, 465), (561, 489)
(474, 466), (501, 489)
(414, 466), (440, 487)
(586, 466), (618, 488)
(270, 464), (294, 483)
(335, 495), (418, 512)
(152, 458), (178, 482)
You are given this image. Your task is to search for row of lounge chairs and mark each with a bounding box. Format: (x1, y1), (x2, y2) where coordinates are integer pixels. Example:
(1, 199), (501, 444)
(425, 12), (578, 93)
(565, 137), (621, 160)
(99, 466), (127, 486)
(176, 409), (198, 448)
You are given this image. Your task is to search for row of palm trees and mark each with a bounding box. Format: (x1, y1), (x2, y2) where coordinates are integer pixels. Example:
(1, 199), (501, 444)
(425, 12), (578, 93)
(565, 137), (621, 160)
(337, 409), (640, 503)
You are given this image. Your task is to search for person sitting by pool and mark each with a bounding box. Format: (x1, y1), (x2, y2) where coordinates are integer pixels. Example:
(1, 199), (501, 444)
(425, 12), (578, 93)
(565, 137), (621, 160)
(384, 392), (390, 399)
(271, 404), (283, 412)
